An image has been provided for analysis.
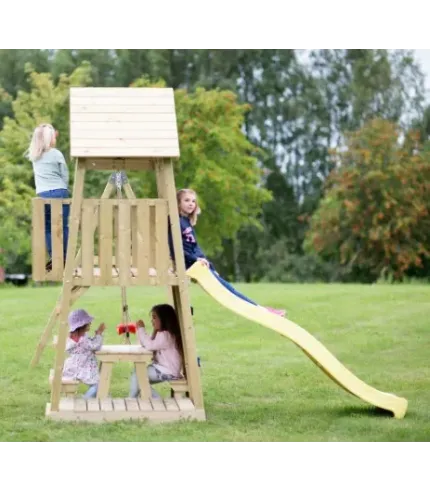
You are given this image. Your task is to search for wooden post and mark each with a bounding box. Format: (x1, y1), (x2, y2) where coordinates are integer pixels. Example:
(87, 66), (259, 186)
(123, 182), (136, 200)
(73, 178), (114, 269)
(160, 159), (204, 409)
(51, 200), (64, 278)
(155, 159), (174, 305)
(50, 160), (86, 411)
(32, 198), (47, 281)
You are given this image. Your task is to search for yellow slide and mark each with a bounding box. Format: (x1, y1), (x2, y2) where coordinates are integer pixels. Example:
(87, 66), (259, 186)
(186, 261), (408, 419)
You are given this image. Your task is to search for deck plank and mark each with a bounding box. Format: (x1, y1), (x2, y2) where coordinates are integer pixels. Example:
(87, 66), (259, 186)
(45, 397), (205, 423)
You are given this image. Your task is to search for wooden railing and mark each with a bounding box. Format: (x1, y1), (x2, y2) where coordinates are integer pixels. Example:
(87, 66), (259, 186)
(32, 198), (175, 285)
(32, 198), (72, 282)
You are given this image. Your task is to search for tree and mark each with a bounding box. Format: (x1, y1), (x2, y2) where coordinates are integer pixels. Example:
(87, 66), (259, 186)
(304, 119), (430, 281)
(115, 50), (152, 87)
(0, 63), (92, 271)
(0, 50), (50, 97)
(50, 50), (116, 86)
(0, 50), (51, 126)
(0, 66), (272, 271)
(131, 76), (272, 256)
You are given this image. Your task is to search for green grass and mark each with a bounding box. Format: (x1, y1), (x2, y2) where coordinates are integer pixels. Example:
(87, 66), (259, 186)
(1, 282), (429, 441)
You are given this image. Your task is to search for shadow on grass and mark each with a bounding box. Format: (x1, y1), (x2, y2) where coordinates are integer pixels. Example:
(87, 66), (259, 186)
(330, 404), (405, 419)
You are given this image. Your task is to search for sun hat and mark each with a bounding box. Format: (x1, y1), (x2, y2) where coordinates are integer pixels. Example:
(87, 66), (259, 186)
(68, 309), (94, 333)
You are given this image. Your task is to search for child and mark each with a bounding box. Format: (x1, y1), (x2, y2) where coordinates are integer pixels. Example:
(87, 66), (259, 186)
(129, 304), (183, 399)
(62, 309), (105, 399)
(27, 123), (70, 271)
(169, 188), (286, 317)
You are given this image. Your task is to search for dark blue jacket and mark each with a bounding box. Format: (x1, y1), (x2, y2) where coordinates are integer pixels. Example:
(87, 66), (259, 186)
(168, 216), (207, 269)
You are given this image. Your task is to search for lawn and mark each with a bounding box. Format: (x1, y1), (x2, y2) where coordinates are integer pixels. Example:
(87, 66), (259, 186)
(0, 282), (429, 441)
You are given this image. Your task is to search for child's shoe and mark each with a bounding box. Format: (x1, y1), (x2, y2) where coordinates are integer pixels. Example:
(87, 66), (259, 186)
(151, 388), (161, 399)
(265, 307), (286, 317)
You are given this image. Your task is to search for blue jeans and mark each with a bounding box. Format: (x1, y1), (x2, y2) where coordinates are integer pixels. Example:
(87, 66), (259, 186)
(83, 383), (98, 399)
(209, 265), (257, 305)
(37, 189), (70, 260)
(129, 365), (179, 399)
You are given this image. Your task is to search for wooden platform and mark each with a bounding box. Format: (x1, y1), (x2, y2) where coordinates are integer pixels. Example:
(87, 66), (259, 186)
(45, 397), (206, 423)
(40, 267), (182, 286)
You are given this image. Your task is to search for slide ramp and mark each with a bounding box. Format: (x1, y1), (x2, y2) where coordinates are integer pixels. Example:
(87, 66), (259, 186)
(186, 262), (408, 419)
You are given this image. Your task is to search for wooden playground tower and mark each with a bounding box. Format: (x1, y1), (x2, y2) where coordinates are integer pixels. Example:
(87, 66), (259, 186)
(31, 87), (205, 422)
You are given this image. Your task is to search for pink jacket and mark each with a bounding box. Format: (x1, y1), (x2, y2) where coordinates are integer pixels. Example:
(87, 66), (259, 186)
(137, 328), (182, 378)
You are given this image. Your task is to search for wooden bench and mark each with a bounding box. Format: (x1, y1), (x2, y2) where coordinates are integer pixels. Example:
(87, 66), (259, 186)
(51, 339), (188, 400)
(49, 368), (80, 395)
(170, 379), (189, 399)
(51, 341), (153, 399)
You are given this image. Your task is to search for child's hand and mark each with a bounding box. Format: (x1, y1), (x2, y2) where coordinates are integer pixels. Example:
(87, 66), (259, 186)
(136, 319), (145, 329)
(197, 258), (210, 268)
(96, 323), (106, 335)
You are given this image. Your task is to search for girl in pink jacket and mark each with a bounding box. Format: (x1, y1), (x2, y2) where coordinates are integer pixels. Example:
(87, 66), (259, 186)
(129, 304), (183, 398)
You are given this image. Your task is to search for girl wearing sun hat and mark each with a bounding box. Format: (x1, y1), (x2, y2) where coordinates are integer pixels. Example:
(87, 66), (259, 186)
(62, 309), (106, 399)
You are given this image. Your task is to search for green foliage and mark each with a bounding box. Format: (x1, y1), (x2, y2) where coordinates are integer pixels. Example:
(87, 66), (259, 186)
(0, 50), (50, 97)
(0, 50), (428, 282)
(130, 75), (272, 256)
(174, 86), (271, 254)
(0, 65), (271, 270)
(0, 177), (33, 270)
(304, 119), (430, 281)
(50, 50), (116, 86)
(0, 50), (51, 126)
(257, 239), (340, 283)
(262, 167), (301, 251)
(0, 63), (92, 271)
(0, 61), (92, 174)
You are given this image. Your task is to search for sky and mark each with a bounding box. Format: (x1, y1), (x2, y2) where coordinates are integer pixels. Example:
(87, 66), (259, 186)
(414, 49), (430, 96)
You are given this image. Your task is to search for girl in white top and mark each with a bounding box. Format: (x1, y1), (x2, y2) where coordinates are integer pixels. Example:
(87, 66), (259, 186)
(129, 303), (183, 399)
(27, 123), (70, 271)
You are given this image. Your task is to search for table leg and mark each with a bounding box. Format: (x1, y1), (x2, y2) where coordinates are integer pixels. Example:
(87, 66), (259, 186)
(135, 362), (151, 399)
(97, 362), (113, 398)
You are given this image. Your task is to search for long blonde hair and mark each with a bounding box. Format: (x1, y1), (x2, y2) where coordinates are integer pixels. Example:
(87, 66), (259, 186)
(177, 188), (201, 226)
(27, 123), (56, 161)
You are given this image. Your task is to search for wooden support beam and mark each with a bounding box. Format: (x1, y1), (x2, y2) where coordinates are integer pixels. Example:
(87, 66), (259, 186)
(30, 285), (89, 368)
(73, 178), (114, 269)
(50, 160), (86, 411)
(32, 199), (46, 281)
(160, 159), (204, 410)
(82, 158), (155, 171)
(155, 159), (174, 305)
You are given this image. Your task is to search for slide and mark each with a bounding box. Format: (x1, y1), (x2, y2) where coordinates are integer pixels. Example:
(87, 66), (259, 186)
(186, 262), (408, 419)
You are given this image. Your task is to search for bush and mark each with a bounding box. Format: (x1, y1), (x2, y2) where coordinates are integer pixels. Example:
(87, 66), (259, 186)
(257, 240), (341, 283)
